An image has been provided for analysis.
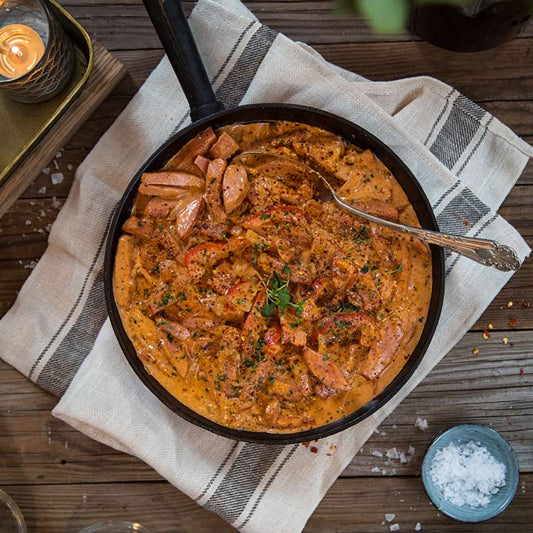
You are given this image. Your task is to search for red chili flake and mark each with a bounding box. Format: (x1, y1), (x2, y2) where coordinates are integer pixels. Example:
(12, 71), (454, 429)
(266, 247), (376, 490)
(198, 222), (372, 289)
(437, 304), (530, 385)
(508, 317), (517, 328)
(310, 446), (318, 453)
(457, 215), (462, 221)
(326, 453), (332, 456)
(302, 441), (310, 448)
(523, 302), (531, 309)
(519, 368), (524, 376)
(464, 220), (470, 226)
(510, 343), (515, 348)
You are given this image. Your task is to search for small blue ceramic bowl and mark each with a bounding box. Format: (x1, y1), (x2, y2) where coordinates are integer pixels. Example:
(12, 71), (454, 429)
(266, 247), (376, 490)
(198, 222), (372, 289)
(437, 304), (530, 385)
(421, 424), (519, 522)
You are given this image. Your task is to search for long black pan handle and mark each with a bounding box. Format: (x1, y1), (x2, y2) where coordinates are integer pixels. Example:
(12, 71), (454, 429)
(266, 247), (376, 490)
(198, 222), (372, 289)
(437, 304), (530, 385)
(142, 0), (223, 121)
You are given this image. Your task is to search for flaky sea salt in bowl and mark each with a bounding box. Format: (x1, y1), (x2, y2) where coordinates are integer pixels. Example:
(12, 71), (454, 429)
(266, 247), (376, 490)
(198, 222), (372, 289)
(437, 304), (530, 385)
(421, 424), (519, 522)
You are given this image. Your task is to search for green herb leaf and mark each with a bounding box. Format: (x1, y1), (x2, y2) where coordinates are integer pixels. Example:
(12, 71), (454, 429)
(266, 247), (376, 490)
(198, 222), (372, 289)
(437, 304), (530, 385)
(261, 303), (275, 317)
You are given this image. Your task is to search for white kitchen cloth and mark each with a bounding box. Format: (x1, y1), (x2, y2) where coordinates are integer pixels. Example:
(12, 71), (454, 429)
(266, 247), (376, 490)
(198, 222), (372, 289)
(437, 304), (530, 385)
(1, 0), (531, 531)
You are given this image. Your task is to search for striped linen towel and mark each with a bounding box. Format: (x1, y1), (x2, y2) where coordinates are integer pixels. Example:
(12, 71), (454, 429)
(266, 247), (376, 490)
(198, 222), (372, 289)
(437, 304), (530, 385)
(1, 0), (532, 530)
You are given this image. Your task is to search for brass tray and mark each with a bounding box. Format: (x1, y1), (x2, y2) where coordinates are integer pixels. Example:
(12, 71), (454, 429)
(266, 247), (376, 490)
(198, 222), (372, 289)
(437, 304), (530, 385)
(0, 0), (93, 186)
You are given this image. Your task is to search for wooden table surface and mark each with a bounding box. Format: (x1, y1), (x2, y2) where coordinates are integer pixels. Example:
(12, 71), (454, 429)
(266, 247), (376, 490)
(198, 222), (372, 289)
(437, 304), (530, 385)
(1, 1), (532, 531)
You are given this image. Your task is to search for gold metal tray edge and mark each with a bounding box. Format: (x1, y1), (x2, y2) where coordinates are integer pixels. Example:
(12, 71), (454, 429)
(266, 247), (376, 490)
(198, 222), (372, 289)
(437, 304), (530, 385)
(0, 0), (94, 184)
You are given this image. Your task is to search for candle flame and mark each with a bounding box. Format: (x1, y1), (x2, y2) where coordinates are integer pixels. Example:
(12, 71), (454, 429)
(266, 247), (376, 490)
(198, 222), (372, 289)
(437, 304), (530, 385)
(10, 44), (23, 57)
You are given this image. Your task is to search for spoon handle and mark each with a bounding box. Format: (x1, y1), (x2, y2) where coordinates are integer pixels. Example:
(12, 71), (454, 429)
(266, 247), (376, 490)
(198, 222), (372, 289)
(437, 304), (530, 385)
(336, 197), (520, 272)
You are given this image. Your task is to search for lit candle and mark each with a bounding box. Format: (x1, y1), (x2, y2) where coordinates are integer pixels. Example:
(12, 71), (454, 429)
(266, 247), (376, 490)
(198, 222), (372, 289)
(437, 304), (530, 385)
(0, 23), (45, 79)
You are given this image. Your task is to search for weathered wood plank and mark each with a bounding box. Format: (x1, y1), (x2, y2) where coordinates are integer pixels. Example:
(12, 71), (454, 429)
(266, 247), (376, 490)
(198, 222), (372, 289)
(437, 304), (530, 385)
(0, 331), (530, 484)
(0, 198), (64, 263)
(2, 475), (531, 532)
(56, 0), (533, 47)
(315, 39), (533, 103)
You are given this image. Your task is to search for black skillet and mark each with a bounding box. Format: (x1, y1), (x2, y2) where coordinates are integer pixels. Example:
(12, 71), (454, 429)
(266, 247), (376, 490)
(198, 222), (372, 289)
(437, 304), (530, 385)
(104, 0), (445, 445)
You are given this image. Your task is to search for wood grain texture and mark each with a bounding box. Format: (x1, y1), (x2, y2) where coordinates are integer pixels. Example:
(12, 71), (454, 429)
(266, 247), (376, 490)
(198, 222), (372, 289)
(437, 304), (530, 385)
(2, 475), (532, 532)
(0, 42), (125, 218)
(56, 0), (533, 46)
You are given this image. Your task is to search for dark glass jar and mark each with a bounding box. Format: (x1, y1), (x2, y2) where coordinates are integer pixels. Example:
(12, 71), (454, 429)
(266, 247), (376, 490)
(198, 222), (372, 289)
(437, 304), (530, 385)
(409, 0), (532, 52)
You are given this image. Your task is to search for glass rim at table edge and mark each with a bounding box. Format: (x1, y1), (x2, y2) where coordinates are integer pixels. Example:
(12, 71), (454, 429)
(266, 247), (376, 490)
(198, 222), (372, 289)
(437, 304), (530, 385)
(0, 488), (27, 533)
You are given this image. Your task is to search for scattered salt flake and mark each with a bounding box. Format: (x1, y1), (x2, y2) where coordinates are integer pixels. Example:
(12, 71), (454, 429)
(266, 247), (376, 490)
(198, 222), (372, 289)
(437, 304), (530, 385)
(56, 151), (62, 158)
(400, 452), (408, 464)
(38, 186), (47, 194)
(67, 164), (73, 170)
(25, 219), (31, 225)
(42, 167), (50, 175)
(392, 424), (398, 429)
(371, 466), (380, 473)
(414, 417), (428, 431)
(414, 522), (422, 531)
(390, 524), (400, 531)
(39, 209), (46, 217)
(408, 445), (416, 457)
(381, 469), (387, 475)
(51, 172), (64, 185)
(386, 447), (400, 460)
(371, 450), (383, 457)
(51, 196), (61, 209)
(380, 430), (387, 436)
(24, 260), (37, 270)
(53, 159), (59, 169)
(385, 513), (396, 522)
(45, 224), (52, 232)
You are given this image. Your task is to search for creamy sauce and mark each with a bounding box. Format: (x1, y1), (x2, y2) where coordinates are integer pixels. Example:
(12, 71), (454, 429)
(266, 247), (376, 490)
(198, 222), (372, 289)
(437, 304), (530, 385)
(114, 121), (432, 432)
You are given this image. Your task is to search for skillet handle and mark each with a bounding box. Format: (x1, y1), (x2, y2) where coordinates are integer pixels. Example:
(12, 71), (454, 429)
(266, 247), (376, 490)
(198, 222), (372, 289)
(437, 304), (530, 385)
(142, 0), (223, 121)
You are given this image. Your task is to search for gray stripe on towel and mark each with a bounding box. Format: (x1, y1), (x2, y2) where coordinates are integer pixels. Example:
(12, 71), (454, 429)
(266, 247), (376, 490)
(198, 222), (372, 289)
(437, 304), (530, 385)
(36, 268), (108, 396)
(432, 116), (494, 211)
(195, 441), (240, 502)
(238, 444), (299, 528)
(204, 443), (285, 524)
(436, 188), (490, 236)
(216, 25), (278, 108)
(28, 209), (115, 380)
(423, 88), (455, 147)
(429, 94), (486, 169)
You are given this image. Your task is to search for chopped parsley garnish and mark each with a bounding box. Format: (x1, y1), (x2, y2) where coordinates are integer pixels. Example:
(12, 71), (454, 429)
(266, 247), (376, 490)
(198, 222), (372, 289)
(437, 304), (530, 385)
(385, 262), (403, 275)
(161, 292), (174, 306)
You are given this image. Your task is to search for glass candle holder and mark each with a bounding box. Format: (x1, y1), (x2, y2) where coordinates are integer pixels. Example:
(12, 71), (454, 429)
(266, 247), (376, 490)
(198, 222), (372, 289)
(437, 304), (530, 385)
(0, 0), (74, 103)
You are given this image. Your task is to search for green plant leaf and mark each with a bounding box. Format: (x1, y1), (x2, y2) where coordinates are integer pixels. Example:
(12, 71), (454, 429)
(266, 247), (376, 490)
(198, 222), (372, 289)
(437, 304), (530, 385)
(358, 0), (408, 34)
(261, 303), (275, 317)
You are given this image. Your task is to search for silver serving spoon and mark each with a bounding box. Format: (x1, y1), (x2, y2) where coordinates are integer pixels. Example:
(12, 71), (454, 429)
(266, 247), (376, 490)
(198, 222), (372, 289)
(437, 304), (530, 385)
(236, 151), (520, 272)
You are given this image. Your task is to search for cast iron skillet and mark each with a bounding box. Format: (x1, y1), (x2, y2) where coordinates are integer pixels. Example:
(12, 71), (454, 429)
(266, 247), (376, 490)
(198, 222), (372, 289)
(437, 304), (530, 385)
(104, 0), (445, 444)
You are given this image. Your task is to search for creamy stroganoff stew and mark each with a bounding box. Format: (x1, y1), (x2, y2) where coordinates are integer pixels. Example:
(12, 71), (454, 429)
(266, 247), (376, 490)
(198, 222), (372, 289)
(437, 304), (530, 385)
(113, 122), (432, 432)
